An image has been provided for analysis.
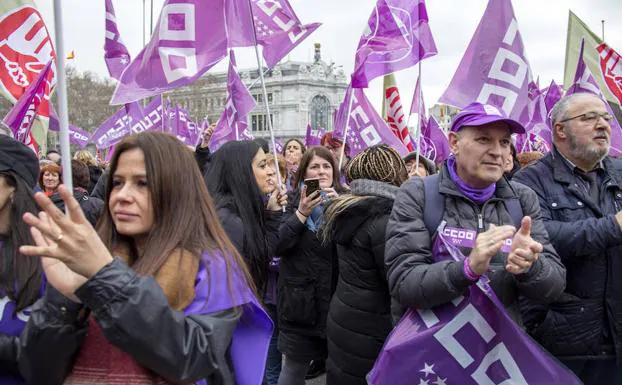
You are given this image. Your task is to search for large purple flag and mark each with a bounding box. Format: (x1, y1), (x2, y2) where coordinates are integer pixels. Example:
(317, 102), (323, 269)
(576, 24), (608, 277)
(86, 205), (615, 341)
(367, 223), (582, 385)
(110, 0), (254, 105)
(334, 85), (409, 157)
(439, 0), (533, 121)
(169, 105), (200, 146)
(419, 117), (450, 163)
(2, 60), (53, 143)
(304, 123), (325, 147)
(252, 0), (321, 67)
(410, 76), (423, 116)
(568, 39), (622, 156)
(92, 96), (162, 149)
(210, 51), (256, 151)
(515, 93), (552, 154)
(351, 0), (437, 88)
(104, 0), (131, 80)
(48, 107), (90, 149)
(544, 79), (564, 113)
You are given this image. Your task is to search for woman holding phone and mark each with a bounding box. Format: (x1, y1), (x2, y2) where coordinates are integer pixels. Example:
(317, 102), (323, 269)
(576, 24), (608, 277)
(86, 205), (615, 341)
(275, 146), (346, 385)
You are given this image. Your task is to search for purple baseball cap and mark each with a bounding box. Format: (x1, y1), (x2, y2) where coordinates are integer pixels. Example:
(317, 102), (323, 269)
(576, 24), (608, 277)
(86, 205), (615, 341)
(450, 102), (525, 134)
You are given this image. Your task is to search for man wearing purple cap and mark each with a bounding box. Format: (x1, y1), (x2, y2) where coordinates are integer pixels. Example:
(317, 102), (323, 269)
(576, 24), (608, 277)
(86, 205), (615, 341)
(385, 102), (566, 323)
(514, 93), (622, 384)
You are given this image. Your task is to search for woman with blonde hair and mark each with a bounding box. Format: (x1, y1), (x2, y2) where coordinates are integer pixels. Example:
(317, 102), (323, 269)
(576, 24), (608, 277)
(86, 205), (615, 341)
(73, 150), (103, 194)
(19, 132), (272, 385)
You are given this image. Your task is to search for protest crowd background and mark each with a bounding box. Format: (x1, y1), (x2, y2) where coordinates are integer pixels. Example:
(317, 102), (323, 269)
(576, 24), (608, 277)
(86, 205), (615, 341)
(1, 0), (622, 384)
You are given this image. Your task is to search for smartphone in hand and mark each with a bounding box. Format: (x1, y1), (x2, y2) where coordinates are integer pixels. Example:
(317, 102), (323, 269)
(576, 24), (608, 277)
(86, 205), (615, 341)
(304, 178), (320, 197)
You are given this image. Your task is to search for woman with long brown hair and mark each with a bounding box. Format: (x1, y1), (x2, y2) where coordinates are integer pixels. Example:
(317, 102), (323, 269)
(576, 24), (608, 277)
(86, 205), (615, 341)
(18, 132), (272, 385)
(275, 146), (346, 385)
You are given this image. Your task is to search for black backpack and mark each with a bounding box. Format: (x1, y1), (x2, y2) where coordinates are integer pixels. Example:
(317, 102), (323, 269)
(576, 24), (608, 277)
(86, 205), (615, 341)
(422, 174), (523, 235)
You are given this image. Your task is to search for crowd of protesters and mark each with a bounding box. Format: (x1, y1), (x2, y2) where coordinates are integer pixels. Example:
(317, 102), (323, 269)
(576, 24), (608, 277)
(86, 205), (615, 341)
(0, 91), (620, 385)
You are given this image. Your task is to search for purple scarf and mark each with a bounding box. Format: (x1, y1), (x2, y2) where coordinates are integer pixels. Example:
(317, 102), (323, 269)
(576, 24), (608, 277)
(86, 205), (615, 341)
(447, 157), (496, 204)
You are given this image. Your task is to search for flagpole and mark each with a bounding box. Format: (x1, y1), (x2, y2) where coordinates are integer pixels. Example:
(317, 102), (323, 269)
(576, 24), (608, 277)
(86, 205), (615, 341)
(338, 87), (354, 171)
(142, 0), (146, 46)
(53, 0), (73, 192)
(415, 61), (422, 175)
(246, 0), (285, 202)
(161, 92), (166, 132)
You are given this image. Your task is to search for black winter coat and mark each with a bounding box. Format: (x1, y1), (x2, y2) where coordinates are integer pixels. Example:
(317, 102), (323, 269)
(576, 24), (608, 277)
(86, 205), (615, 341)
(18, 259), (241, 385)
(514, 149), (622, 361)
(325, 194), (395, 385)
(275, 190), (337, 342)
(51, 188), (104, 226)
(87, 165), (103, 195)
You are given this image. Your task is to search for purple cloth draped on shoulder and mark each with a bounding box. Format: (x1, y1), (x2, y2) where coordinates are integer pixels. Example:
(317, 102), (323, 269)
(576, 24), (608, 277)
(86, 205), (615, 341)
(184, 250), (273, 385)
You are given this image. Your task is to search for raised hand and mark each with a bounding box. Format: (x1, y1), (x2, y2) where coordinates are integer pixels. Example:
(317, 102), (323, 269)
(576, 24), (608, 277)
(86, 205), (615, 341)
(296, 185), (322, 220)
(266, 188), (288, 211)
(506, 216), (543, 275)
(20, 185), (114, 288)
(468, 224), (516, 275)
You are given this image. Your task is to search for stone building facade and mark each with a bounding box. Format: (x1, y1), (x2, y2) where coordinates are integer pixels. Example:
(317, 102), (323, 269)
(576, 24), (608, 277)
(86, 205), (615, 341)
(169, 44), (349, 141)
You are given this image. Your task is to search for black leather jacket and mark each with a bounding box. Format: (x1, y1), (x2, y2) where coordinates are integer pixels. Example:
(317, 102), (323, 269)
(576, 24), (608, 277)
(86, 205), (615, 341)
(18, 259), (241, 385)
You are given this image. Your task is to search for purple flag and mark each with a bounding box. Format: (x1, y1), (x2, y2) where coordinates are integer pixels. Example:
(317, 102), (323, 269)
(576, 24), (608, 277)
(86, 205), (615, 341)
(439, 0), (533, 121)
(48, 107), (90, 149)
(2, 60), (53, 143)
(410, 76), (423, 116)
(351, 0), (437, 88)
(110, 0), (254, 105)
(367, 223), (582, 385)
(544, 80), (563, 113)
(515, 93), (552, 154)
(304, 123), (325, 147)
(568, 39), (622, 156)
(419, 117), (450, 163)
(92, 97), (162, 149)
(169, 105), (200, 146)
(252, 0), (321, 67)
(273, 138), (284, 154)
(334, 85), (409, 157)
(210, 51), (257, 151)
(104, 0), (131, 80)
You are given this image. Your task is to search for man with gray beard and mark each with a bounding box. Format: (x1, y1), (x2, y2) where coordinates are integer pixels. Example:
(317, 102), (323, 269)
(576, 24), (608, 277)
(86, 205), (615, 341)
(514, 93), (622, 384)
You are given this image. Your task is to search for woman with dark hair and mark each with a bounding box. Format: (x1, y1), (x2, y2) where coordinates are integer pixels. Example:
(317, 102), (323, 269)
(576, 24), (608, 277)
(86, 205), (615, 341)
(282, 139), (305, 190)
(18, 132), (272, 385)
(275, 146), (346, 385)
(0, 135), (43, 385)
(503, 142), (521, 179)
(38, 163), (62, 196)
(320, 145), (408, 385)
(205, 140), (287, 293)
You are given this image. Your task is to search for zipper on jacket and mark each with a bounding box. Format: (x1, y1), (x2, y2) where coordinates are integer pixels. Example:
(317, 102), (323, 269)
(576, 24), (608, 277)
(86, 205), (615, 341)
(477, 213), (484, 231)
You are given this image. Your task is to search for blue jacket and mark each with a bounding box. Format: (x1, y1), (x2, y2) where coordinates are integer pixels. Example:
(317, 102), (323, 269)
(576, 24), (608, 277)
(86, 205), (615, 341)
(514, 148), (622, 362)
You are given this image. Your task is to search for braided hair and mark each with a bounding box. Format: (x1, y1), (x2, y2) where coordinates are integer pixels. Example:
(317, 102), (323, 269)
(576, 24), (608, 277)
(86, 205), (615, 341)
(345, 144), (408, 187)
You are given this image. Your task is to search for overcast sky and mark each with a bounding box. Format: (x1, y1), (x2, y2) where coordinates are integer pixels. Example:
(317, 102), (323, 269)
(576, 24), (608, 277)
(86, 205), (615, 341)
(35, 0), (622, 115)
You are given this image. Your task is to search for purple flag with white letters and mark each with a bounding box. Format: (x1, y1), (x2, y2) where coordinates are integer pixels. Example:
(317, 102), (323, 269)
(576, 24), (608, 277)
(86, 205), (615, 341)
(367, 223), (582, 385)
(110, 0), (254, 105)
(169, 105), (200, 146)
(92, 96), (162, 149)
(2, 60), (53, 143)
(515, 93), (552, 154)
(304, 123), (325, 147)
(351, 0), (437, 88)
(104, 0), (131, 80)
(419, 117), (450, 163)
(334, 84), (408, 157)
(252, 0), (321, 67)
(210, 51), (256, 151)
(439, 0), (533, 121)
(567, 39), (622, 156)
(544, 79), (563, 113)
(48, 107), (90, 149)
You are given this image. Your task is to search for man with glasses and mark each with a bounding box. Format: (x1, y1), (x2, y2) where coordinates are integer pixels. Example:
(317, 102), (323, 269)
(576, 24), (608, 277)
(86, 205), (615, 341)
(514, 93), (622, 384)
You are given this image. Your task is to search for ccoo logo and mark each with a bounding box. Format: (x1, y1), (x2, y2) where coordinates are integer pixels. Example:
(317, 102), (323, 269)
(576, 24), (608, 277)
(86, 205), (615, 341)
(0, 5), (55, 118)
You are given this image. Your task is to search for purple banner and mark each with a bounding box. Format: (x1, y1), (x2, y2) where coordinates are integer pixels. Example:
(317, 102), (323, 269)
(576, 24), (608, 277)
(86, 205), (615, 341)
(2, 60), (53, 143)
(104, 0), (131, 80)
(252, 0), (321, 67)
(210, 50), (256, 151)
(351, 0), (437, 88)
(568, 39), (622, 156)
(48, 107), (90, 149)
(439, 0), (533, 121)
(334, 85), (409, 157)
(368, 223), (582, 385)
(304, 123), (325, 147)
(110, 0), (255, 105)
(543, 80), (563, 113)
(419, 117), (450, 163)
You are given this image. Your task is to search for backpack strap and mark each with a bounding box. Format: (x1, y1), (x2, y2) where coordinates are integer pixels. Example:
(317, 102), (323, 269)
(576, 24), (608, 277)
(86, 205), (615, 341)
(505, 198), (524, 229)
(422, 174), (444, 236)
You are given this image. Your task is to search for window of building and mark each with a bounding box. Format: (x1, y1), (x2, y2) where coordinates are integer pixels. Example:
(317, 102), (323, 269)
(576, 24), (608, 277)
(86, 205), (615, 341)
(310, 95), (330, 130)
(251, 113), (273, 132)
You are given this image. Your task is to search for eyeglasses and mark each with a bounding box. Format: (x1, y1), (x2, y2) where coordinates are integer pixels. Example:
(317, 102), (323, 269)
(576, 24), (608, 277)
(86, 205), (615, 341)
(559, 111), (614, 124)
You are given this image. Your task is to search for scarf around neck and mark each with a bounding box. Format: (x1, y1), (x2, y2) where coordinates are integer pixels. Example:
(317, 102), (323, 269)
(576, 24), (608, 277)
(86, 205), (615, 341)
(447, 156), (496, 205)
